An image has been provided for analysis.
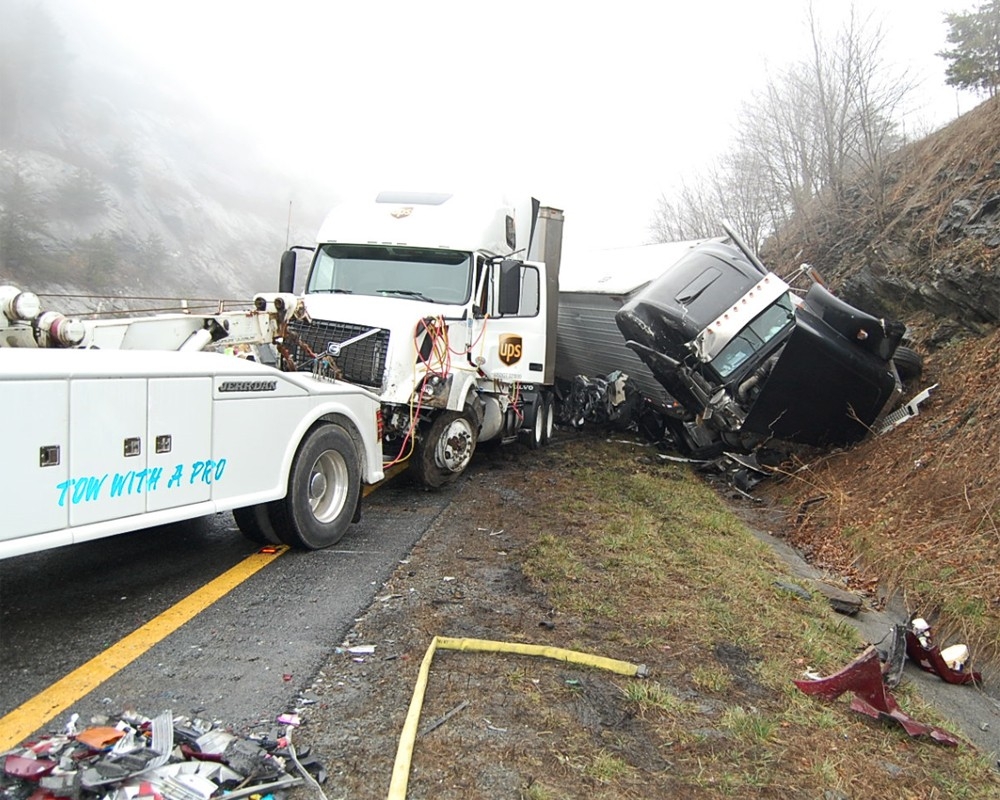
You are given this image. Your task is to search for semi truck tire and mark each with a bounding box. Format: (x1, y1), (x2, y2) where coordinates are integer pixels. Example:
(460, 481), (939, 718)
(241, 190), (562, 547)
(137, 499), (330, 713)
(233, 504), (282, 545)
(528, 395), (546, 450)
(540, 393), (555, 445)
(526, 391), (555, 450)
(892, 346), (923, 381)
(270, 422), (361, 549)
(412, 409), (478, 488)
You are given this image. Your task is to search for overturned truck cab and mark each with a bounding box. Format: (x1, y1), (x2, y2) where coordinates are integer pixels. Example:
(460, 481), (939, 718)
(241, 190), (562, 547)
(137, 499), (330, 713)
(615, 227), (911, 456)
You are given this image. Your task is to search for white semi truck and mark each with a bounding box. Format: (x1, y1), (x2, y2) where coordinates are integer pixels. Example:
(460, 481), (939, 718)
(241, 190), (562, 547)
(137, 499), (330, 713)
(276, 191), (564, 487)
(0, 286), (385, 559)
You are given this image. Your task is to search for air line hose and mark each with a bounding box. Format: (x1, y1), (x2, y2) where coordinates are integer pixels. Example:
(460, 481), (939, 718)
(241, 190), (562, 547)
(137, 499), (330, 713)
(386, 635), (649, 800)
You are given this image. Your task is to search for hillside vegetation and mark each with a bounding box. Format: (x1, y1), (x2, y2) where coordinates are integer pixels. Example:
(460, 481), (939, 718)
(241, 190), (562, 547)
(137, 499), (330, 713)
(759, 96), (1000, 665)
(0, 1), (324, 306)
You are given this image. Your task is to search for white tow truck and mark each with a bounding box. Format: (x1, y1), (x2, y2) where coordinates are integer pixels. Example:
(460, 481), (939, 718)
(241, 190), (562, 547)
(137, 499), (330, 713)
(276, 190), (564, 487)
(0, 285), (385, 560)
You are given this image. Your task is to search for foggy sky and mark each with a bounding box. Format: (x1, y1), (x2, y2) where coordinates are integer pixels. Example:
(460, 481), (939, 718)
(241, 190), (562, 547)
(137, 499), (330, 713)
(49, 0), (974, 259)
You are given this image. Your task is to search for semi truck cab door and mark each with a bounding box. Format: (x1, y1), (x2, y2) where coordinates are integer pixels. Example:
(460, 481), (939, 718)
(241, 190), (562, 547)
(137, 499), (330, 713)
(477, 260), (548, 384)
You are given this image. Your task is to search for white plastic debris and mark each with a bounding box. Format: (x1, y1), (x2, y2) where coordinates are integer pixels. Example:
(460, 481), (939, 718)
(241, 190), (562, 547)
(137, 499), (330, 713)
(911, 617), (932, 648)
(940, 643), (970, 672)
(876, 384), (938, 434)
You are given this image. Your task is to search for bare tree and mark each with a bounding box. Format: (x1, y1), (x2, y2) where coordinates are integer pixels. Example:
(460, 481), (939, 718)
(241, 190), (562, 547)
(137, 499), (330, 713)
(648, 155), (776, 255)
(651, 3), (914, 247)
(648, 175), (722, 243)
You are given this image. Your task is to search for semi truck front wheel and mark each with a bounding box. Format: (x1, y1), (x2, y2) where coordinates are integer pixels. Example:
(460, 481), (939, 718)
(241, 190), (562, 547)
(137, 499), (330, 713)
(412, 409), (478, 488)
(271, 423), (361, 549)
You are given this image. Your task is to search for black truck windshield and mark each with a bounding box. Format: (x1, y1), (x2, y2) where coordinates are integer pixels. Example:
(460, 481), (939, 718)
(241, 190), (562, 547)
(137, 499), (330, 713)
(306, 244), (473, 305)
(710, 294), (795, 378)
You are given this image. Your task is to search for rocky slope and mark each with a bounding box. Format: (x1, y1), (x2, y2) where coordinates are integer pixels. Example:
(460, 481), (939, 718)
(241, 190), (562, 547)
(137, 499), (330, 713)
(0, 1), (326, 306)
(764, 96), (1000, 342)
(758, 96), (1000, 660)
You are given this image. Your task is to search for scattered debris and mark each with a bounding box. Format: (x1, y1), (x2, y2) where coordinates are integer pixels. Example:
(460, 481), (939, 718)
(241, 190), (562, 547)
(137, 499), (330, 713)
(795, 617), (985, 746)
(876, 384), (939, 434)
(0, 709), (319, 800)
(555, 371), (640, 431)
(879, 624), (908, 690)
(905, 617), (982, 685)
(418, 700), (470, 737)
(794, 646), (960, 746)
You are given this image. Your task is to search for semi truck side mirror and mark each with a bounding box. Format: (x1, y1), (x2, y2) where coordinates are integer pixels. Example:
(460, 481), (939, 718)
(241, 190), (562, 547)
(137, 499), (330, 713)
(497, 259), (521, 316)
(279, 250), (297, 294)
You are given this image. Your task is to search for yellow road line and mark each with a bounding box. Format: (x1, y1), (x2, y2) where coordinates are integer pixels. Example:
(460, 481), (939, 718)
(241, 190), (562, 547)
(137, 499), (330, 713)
(364, 462), (408, 496)
(0, 545), (288, 751)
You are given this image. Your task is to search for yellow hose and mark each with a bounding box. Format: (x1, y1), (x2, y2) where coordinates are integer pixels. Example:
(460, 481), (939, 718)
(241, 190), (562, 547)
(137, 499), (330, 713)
(386, 636), (648, 800)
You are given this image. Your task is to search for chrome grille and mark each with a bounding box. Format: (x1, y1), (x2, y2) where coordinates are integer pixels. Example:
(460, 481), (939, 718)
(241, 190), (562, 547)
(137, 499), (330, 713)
(282, 319), (389, 389)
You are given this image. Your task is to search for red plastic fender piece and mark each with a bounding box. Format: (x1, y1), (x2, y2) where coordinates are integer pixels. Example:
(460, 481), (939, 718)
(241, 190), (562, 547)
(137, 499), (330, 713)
(794, 646), (960, 746)
(179, 744), (225, 762)
(904, 630), (982, 685)
(3, 755), (57, 780)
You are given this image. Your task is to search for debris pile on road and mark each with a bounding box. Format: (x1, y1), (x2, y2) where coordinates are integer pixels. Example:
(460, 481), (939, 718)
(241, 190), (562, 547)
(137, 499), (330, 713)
(0, 709), (326, 800)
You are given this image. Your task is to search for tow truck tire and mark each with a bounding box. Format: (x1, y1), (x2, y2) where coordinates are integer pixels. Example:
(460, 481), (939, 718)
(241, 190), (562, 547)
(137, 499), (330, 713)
(412, 409), (478, 488)
(233, 505), (282, 545)
(271, 423), (361, 550)
(892, 346), (923, 381)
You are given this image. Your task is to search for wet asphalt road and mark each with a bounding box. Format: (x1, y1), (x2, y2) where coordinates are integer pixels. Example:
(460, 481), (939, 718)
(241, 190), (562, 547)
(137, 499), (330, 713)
(0, 473), (454, 738)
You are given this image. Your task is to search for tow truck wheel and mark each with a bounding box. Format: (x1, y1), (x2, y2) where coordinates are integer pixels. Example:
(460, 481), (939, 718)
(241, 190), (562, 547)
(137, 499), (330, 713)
(233, 505), (282, 545)
(271, 423), (360, 550)
(412, 410), (478, 488)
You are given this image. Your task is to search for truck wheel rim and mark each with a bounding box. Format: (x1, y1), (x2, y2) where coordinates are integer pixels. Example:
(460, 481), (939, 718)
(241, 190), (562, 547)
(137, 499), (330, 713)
(309, 450), (350, 523)
(435, 418), (475, 473)
(543, 401), (555, 440)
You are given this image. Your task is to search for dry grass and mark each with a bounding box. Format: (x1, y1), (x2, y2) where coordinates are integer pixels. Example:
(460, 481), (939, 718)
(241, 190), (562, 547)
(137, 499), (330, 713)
(762, 328), (1000, 663)
(297, 433), (999, 799)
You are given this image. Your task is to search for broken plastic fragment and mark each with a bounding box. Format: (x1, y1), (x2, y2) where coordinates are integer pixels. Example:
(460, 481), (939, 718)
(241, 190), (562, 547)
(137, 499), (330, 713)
(794, 646), (960, 746)
(80, 711), (174, 789)
(76, 726), (127, 750)
(222, 738), (284, 781)
(905, 626), (982, 685)
(4, 755), (57, 780)
(940, 643), (970, 672)
(193, 729), (237, 757)
(880, 624), (907, 689)
(876, 384), (938, 434)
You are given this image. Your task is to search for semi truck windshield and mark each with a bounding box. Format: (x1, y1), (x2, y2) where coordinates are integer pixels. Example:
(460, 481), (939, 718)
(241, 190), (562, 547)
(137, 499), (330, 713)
(307, 245), (473, 305)
(709, 294), (795, 378)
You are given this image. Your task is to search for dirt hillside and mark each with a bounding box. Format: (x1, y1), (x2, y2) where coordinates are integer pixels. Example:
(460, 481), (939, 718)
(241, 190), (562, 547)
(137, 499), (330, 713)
(759, 96), (1000, 660)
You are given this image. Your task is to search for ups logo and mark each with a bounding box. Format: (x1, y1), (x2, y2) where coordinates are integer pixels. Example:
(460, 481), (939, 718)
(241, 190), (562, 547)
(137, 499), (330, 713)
(498, 334), (523, 366)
